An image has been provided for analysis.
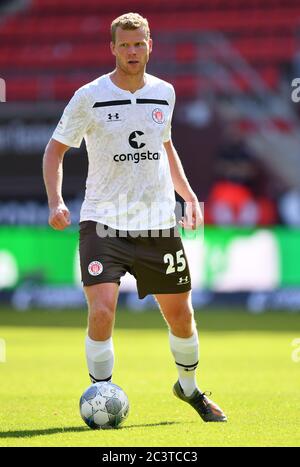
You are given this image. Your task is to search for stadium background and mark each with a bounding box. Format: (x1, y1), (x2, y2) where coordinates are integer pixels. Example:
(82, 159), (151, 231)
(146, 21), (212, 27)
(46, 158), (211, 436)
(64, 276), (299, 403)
(0, 0), (300, 448)
(1, 0), (300, 310)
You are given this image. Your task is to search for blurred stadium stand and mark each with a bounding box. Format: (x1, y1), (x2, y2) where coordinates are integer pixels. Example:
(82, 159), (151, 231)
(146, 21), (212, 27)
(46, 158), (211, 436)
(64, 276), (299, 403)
(1, 0), (300, 209)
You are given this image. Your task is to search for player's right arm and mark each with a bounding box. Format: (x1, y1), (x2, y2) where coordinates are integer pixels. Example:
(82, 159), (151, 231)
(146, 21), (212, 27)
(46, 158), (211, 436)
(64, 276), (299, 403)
(43, 138), (71, 230)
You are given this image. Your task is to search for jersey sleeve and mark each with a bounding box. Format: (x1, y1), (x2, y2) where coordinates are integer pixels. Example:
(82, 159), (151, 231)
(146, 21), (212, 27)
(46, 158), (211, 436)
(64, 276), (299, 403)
(52, 89), (91, 148)
(162, 85), (176, 143)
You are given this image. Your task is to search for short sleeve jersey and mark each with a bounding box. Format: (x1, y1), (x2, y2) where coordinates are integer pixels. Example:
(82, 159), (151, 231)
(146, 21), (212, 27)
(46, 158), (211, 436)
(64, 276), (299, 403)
(52, 73), (177, 230)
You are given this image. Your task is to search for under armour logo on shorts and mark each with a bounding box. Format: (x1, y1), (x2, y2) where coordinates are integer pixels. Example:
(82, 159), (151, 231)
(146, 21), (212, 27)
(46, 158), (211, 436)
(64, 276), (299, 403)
(178, 276), (189, 285)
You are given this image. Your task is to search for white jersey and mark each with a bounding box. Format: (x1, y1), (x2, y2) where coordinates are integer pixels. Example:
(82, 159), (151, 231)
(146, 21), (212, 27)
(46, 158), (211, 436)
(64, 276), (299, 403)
(52, 73), (177, 230)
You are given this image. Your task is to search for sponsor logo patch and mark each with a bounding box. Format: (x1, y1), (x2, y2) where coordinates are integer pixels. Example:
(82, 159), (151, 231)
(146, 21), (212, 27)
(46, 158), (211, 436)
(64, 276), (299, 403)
(113, 131), (160, 163)
(129, 130), (145, 149)
(88, 261), (103, 276)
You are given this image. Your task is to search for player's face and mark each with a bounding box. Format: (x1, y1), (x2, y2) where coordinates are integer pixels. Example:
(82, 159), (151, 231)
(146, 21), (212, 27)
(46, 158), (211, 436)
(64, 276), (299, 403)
(111, 27), (152, 75)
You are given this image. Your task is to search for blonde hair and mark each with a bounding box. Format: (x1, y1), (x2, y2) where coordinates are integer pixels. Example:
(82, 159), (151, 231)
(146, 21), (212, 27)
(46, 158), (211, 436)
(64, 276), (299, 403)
(111, 12), (150, 43)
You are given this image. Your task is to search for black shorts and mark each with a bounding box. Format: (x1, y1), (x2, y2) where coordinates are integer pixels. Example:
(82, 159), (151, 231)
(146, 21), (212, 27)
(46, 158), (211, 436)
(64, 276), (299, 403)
(79, 221), (191, 299)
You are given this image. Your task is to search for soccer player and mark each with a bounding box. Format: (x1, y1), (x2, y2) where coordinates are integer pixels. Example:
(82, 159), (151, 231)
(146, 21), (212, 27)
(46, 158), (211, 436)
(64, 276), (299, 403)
(43, 12), (227, 422)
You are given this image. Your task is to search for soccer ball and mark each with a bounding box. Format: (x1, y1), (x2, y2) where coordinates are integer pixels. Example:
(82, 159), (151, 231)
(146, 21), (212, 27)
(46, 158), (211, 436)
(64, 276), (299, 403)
(79, 381), (129, 429)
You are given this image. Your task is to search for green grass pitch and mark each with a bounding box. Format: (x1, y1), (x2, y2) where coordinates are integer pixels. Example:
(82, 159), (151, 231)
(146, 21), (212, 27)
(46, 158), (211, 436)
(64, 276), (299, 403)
(0, 307), (299, 447)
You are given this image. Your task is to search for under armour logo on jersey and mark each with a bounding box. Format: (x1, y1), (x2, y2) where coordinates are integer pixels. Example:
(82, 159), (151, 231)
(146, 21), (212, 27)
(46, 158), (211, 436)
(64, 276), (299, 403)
(129, 130), (145, 149)
(177, 276), (189, 285)
(107, 113), (120, 121)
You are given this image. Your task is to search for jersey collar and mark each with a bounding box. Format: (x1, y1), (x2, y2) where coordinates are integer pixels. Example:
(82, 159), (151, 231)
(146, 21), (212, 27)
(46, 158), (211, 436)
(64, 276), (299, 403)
(105, 73), (149, 97)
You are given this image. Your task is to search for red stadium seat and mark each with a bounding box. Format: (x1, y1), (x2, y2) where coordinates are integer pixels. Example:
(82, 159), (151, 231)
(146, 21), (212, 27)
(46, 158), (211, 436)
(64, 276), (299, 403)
(1, 0), (299, 100)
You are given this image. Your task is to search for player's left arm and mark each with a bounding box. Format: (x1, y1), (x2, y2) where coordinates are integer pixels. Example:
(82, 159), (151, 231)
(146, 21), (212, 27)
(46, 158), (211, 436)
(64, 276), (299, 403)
(164, 139), (203, 229)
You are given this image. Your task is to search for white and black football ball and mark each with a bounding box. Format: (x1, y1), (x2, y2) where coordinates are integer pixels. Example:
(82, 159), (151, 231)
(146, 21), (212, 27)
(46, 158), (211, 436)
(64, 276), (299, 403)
(79, 381), (129, 429)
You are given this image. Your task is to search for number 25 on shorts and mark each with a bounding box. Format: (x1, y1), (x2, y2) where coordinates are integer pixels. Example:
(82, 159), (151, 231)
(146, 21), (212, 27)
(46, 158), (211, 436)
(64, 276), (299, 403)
(163, 249), (186, 274)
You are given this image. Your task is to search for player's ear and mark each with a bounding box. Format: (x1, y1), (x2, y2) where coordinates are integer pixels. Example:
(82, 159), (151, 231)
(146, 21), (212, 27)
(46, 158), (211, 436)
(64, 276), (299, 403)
(149, 38), (153, 54)
(110, 41), (116, 56)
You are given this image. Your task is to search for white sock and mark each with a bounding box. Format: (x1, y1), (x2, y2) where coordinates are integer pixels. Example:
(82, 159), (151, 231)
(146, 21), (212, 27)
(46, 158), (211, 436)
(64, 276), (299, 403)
(85, 335), (114, 383)
(169, 330), (200, 397)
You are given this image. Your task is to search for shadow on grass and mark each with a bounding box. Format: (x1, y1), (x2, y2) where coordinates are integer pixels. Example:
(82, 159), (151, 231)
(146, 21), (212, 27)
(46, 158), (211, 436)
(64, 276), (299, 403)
(120, 421), (180, 429)
(0, 421), (179, 438)
(0, 426), (88, 438)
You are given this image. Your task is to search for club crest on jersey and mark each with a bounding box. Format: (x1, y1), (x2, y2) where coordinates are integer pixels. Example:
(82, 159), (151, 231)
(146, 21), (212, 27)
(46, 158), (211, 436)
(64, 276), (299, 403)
(88, 261), (103, 276)
(152, 108), (165, 124)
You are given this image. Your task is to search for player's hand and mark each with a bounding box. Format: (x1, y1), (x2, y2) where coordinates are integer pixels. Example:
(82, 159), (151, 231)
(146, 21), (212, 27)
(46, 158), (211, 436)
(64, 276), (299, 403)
(179, 198), (203, 230)
(48, 203), (71, 230)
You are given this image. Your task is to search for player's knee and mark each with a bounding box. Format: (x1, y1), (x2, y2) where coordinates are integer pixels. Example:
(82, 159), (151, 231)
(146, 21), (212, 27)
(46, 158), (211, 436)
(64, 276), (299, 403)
(88, 303), (115, 328)
(174, 304), (194, 325)
(167, 305), (195, 336)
